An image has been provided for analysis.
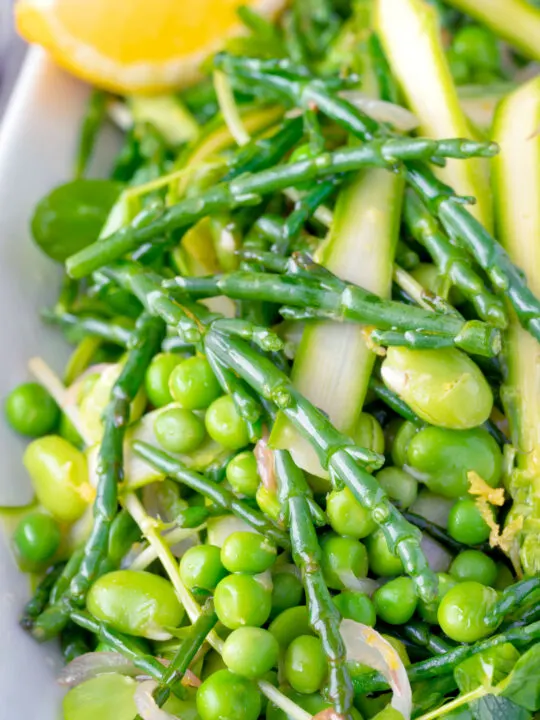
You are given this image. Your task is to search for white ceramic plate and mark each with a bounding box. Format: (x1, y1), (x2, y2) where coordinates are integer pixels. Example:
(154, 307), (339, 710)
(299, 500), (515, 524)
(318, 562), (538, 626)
(0, 48), (120, 720)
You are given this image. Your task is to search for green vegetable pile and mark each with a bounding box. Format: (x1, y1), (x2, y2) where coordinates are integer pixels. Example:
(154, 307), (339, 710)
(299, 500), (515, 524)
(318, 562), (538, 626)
(5, 0), (540, 719)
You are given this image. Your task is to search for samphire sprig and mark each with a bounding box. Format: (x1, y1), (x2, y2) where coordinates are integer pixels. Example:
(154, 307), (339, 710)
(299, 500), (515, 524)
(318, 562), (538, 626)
(214, 52), (540, 344)
(163, 254), (501, 357)
(66, 134), (499, 279)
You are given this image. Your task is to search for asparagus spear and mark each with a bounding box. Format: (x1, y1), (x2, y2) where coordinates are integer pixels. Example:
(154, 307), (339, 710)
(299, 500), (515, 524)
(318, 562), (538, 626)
(376, 0), (493, 228)
(492, 76), (540, 575)
(443, 0), (540, 63)
(272, 169), (403, 478)
(204, 330), (438, 605)
(165, 262), (501, 356)
(275, 450), (353, 716)
(217, 54), (540, 345)
(66, 135), (497, 279)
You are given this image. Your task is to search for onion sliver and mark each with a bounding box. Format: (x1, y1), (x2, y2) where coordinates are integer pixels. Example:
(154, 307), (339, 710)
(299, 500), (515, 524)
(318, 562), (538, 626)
(134, 680), (177, 720)
(340, 619), (412, 719)
(339, 91), (419, 132)
(58, 652), (139, 688)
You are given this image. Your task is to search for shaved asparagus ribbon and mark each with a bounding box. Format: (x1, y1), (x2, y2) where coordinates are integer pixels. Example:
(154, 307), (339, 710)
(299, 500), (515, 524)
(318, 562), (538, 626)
(28, 356), (92, 447)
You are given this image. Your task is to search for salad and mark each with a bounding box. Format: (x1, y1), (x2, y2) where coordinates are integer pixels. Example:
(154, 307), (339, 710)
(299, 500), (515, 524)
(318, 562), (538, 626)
(4, 0), (540, 719)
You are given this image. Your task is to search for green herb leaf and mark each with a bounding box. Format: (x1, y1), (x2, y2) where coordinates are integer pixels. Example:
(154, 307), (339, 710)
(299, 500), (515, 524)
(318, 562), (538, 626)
(501, 644), (540, 711)
(412, 675), (457, 716)
(471, 695), (530, 720)
(454, 643), (520, 693)
(435, 709), (473, 720)
(31, 179), (122, 262)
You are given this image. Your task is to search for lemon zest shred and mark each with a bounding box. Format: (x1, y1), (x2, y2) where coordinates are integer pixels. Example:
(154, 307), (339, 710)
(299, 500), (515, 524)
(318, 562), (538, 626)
(467, 470), (505, 506)
(362, 327), (386, 356)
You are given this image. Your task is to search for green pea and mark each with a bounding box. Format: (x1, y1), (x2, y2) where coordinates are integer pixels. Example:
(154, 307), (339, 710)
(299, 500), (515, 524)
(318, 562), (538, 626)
(5, 382), (59, 437)
(381, 347), (493, 429)
(86, 570), (185, 638)
(268, 606), (314, 648)
(222, 627), (279, 678)
(205, 395), (250, 450)
(375, 467), (418, 509)
(169, 356), (221, 410)
(284, 635), (328, 694)
(353, 412), (385, 455)
(226, 451), (260, 497)
(371, 706), (405, 720)
(373, 577), (417, 625)
(447, 48), (471, 84)
(163, 693), (200, 720)
(438, 581), (500, 642)
(196, 669), (261, 720)
(406, 426), (502, 499)
(202, 650), (228, 680)
(418, 572), (457, 624)
(24, 435), (90, 522)
(333, 591), (376, 626)
(12, 511), (61, 569)
(144, 352), (183, 408)
(179, 545), (228, 592)
(107, 510), (141, 566)
(154, 407), (206, 454)
(326, 487), (377, 539)
(471, 69), (501, 85)
(390, 420), (419, 468)
(256, 485), (281, 521)
(452, 25), (501, 72)
(62, 673), (137, 720)
(221, 532), (277, 574)
(59, 413), (84, 448)
(320, 534), (369, 590)
(271, 572), (304, 618)
(447, 498), (492, 545)
(365, 529), (404, 577)
(214, 573), (272, 629)
(449, 550), (498, 586)
(494, 563), (514, 590)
